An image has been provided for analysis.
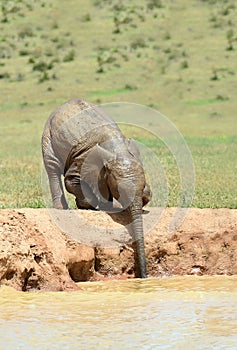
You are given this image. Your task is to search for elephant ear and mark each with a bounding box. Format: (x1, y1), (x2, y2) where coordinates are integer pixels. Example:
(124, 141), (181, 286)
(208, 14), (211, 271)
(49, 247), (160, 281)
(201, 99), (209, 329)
(80, 144), (114, 202)
(125, 138), (142, 164)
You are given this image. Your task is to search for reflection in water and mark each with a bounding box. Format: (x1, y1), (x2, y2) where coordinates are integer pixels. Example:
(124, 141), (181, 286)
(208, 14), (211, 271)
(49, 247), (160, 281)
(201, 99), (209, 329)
(0, 276), (237, 349)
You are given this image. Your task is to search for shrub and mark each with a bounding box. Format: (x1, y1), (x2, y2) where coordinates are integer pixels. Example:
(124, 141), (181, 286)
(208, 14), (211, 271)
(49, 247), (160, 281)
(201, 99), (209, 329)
(226, 29), (235, 50)
(51, 37), (59, 43)
(163, 32), (171, 40)
(130, 37), (147, 50)
(210, 69), (219, 81)
(210, 15), (222, 29)
(63, 50), (75, 62)
(180, 60), (189, 69)
(124, 83), (137, 90)
(33, 61), (48, 72)
(51, 21), (58, 29)
(18, 26), (33, 39)
(96, 47), (117, 73)
(38, 71), (49, 83)
(0, 72), (10, 79)
(33, 60), (53, 72)
(44, 47), (54, 57)
(16, 73), (24, 81)
(216, 94), (229, 101)
(199, 0), (221, 3)
(147, 0), (163, 10)
(97, 48), (116, 64)
(26, 3), (34, 11)
(221, 4), (235, 16)
(81, 13), (91, 22)
(113, 10), (132, 33)
(28, 57), (35, 64)
(19, 49), (29, 56)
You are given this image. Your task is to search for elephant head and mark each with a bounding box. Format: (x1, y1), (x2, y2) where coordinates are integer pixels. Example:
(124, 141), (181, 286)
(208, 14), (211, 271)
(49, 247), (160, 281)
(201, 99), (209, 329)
(69, 142), (151, 278)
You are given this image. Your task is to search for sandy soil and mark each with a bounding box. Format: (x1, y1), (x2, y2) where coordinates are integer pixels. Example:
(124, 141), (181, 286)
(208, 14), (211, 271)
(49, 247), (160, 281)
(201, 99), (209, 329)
(0, 207), (237, 291)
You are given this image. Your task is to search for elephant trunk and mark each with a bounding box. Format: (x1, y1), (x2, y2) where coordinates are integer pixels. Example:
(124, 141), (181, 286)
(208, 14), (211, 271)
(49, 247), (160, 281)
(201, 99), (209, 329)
(129, 200), (147, 278)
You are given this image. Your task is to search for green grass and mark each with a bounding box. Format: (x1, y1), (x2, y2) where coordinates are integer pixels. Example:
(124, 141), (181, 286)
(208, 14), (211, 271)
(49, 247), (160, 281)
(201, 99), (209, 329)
(187, 97), (230, 106)
(89, 86), (137, 97)
(131, 135), (237, 208)
(0, 0), (236, 208)
(0, 99), (65, 111)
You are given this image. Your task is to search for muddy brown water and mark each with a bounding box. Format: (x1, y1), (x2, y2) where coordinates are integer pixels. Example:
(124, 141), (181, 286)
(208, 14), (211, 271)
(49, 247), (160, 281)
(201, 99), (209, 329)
(0, 276), (237, 349)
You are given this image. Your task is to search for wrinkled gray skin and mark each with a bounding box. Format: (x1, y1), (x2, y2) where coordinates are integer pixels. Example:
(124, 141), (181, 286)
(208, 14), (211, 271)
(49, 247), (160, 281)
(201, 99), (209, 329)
(42, 98), (151, 278)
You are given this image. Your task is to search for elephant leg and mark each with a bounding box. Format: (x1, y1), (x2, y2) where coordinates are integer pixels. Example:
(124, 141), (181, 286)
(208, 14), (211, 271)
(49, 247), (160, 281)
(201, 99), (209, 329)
(76, 181), (99, 210)
(43, 147), (68, 209)
(65, 176), (98, 210)
(48, 171), (68, 209)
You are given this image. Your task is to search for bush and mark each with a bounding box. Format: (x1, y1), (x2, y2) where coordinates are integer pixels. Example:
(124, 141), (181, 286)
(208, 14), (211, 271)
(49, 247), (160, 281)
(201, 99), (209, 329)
(226, 29), (235, 50)
(96, 47), (117, 73)
(210, 69), (219, 81)
(180, 60), (189, 69)
(147, 0), (163, 10)
(216, 94), (229, 101)
(38, 71), (49, 83)
(19, 49), (29, 56)
(124, 83), (137, 91)
(163, 32), (171, 40)
(18, 26), (33, 39)
(0, 72), (10, 79)
(16, 73), (24, 81)
(32, 60), (53, 72)
(81, 13), (91, 22)
(130, 37), (147, 50)
(51, 21), (58, 29)
(63, 50), (75, 62)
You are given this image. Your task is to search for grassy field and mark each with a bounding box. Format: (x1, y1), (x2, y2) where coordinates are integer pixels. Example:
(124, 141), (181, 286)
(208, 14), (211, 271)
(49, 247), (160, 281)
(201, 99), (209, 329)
(0, 0), (236, 208)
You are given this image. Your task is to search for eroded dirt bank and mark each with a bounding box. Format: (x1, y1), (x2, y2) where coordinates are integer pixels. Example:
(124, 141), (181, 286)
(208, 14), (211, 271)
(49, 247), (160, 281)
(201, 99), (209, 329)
(0, 208), (237, 291)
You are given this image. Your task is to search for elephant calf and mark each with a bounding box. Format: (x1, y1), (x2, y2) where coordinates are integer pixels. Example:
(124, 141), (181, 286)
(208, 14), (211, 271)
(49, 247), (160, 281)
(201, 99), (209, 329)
(42, 98), (151, 278)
